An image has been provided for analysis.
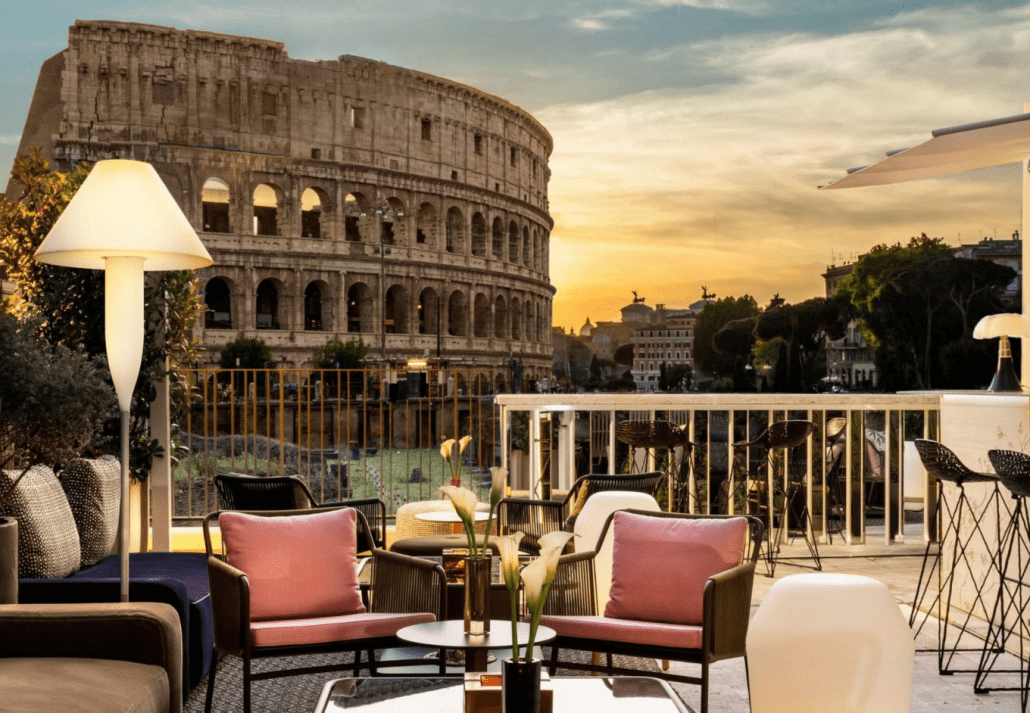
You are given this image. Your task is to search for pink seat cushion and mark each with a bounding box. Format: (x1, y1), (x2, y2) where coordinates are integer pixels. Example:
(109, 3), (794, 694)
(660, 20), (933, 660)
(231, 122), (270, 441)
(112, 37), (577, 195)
(604, 512), (748, 625)
(251, 611), (436, 648)
(219, 508), (365, 620)
(540, 615), (703, 650)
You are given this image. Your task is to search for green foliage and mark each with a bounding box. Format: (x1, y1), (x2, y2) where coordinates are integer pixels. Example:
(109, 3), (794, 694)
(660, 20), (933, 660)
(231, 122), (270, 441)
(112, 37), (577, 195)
(755, 297), (847, 392)
(0, 149), (207, 480)
(219, 336), (272, 369)
(0, 312), (117, 500)
(659, 364), (693, 392)
(835, 234), (1015, 390)
(695, 295), (760, 378)
(313, 338), (369, 369)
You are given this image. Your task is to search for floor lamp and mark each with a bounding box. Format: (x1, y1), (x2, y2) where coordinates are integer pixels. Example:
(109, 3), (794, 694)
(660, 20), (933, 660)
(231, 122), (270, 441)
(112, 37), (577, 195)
(34, 159), (212, 602)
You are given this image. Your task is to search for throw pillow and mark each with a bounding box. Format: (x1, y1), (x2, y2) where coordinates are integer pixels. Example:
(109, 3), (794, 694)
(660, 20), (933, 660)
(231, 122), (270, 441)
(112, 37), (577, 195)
(219, 507), (365, 620)
(0, 465), (81, 578)
(62, 456), (121, 568)
(604, 511), (748, 625)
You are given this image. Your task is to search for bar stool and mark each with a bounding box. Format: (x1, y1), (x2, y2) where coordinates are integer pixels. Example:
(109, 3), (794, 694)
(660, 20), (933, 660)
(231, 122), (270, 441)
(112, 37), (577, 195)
(910, 440), (1005, 675)
(615, 420), (696, 513)
(729, 419), (817, 576)
(976, 449), (1030, 707)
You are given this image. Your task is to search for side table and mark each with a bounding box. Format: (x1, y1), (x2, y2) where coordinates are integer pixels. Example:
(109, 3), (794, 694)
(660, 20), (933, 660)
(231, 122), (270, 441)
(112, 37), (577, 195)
(396, 619), (556, 673)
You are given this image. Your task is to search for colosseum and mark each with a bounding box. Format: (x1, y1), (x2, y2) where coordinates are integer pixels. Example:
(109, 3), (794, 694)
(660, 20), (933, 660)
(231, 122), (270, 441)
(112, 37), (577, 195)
(15, 20), (555, 383)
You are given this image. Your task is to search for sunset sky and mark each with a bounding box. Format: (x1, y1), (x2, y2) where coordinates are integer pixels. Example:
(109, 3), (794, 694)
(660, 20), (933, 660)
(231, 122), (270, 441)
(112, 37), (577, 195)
(1, 1), (1026, 330)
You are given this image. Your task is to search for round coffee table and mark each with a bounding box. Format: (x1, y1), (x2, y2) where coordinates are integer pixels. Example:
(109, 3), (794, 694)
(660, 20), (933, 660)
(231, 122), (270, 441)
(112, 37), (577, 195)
(396, 619), (556, 672)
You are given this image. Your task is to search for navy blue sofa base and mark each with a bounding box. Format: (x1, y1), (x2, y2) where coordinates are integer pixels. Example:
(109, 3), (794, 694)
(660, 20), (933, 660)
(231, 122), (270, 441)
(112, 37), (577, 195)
(19, 551), (212, 700)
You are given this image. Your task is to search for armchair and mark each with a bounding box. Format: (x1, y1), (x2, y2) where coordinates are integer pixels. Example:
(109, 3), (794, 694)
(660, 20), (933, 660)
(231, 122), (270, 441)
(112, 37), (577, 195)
(213, 473), (387, 551)
(538, 509), (763, 713)
(497, 471), (663, 553)
(0, 601), (182, 713)
(202, 506), (446, 713)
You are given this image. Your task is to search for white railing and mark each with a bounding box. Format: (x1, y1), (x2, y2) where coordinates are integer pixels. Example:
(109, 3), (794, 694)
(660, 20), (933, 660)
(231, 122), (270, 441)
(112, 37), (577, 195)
(496, 393), (942, 546)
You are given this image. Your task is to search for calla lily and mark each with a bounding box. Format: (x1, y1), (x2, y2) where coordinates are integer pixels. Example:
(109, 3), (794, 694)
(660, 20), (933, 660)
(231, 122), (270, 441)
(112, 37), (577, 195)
(537, 530), (574, 557)
(438, 484), (479, 554)
(496, 532), (525, 661)
(522, 530), (573, 659)
(488, 466), (506, 508)
(440, 439), (454, 460)
(458, 435), (472, 453)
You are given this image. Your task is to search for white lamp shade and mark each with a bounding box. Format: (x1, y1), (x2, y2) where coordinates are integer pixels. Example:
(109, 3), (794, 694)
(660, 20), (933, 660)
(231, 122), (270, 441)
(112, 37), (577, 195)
(747, 573), (915, 713)
(34, 159), (212, 271)
(973, 313), (1030, 340)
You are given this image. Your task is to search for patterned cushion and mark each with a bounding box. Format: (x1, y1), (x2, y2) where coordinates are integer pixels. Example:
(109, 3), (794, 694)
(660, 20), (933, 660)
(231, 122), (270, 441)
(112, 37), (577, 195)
(62, 456), (121, 567)
(0, 465), (81, 578)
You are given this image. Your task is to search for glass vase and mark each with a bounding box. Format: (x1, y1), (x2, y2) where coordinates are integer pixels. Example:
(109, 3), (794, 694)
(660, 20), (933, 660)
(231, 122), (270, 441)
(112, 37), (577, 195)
(502, 657), (542, 713)
(464, 554), (491, 635)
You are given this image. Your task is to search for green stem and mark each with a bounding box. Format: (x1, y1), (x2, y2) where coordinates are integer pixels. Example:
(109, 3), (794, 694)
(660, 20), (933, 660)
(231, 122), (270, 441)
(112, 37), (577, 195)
(481, 503), (496, 557)
(509, 586), (520, 662)
(461, 515), (477, 556)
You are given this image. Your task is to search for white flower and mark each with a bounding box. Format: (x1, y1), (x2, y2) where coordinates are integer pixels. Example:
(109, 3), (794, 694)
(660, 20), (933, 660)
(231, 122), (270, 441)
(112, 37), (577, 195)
(440, 438), (455, 460)
(537, 530), (574, 559)
(489, 466), (507, 508)
(437, 484), (479, 521)
(458, 435), (472, 453)
(497, 532), (525, 593)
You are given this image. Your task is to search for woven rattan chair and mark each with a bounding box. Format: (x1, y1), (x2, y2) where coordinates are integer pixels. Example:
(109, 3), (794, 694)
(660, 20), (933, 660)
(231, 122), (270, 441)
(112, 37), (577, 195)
(616, 420), (696, 512)
(214, 474), (386, 551)
(496, 471), (663, 554)
(202, 506), (446, 713)
(539, 509), (763, 713)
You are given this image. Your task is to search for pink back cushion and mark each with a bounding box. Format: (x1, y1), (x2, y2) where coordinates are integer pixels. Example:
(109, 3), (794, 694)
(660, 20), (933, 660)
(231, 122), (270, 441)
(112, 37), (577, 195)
(219, 507), (366, 620)
(604, 512), (748, 625)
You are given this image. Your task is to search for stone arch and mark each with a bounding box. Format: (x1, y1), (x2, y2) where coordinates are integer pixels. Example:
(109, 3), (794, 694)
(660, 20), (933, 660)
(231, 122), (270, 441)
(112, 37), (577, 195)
(494, 295), (507, 339)
(304, 280), (332, 331)
(533, 229), (540, 271)
(416, 202), (437, 247)
(252, 183), (283, 236)
(347, 282), (374, 333)
(454, 372), (469, 396)
(473, 373), (490, 395)
(448, 289), (468, 336)
(203, 275), (233, 329)
(385, 283), (409, 334)
(380, 196), (406, 246)
(471, 212), (488, 257)
(511, 298), (523, 340)
(495, 373), (507, 394)
(256, 277), (286, 330)
(301, 187), (326, 239)
(473, 292), (490, 338)
(508, 221), (519, 264)
(344, 192), (370, 242)
(522, 226), (530, 266)
(417, 287), (440, 335)
(202, 177), (231, 233)
(491, 216), (504, 259)
(446, 207), (464, 253)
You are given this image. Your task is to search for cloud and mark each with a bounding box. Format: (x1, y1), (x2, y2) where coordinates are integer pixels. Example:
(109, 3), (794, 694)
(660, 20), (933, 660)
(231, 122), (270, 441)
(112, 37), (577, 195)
(573, 18), (608, 31)
(544, 2), (1030, 325)
(0, 134), (21, 145)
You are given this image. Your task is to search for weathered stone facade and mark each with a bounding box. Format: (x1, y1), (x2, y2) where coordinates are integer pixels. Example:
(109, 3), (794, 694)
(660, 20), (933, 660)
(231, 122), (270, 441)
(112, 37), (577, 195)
(16, 20), (555, 380)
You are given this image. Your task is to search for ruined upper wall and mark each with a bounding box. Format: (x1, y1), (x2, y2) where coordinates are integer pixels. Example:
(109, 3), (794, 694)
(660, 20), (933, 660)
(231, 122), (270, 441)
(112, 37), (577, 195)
(39, 20), (551, 203)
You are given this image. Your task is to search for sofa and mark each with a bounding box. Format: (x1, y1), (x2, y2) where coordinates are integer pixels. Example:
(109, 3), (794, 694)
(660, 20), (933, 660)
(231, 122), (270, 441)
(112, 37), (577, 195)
(0, 601), (182, 713)
(0, 460), (213, 698)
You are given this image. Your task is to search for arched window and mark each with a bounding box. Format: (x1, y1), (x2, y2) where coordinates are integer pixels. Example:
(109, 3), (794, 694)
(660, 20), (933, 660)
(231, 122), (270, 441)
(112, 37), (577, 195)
(418, 288), (439, 334)
(473, 293), (490, 338)
(448, 290), (468, 336)
(253, 184), (280, 236)
(204, 277), (232, 329)
(344, 193), (366, 242)
(256, 279), (280, 329)
(471, 213), (487, 257)
(446, 207), (464, 253)
(202, 178), (230, 233)
(347, 283), (373, 333)
(494, 295), (507, 339)
(304, 282), (325, 331)
(522, 227), (530, 266)
(511, 299), (522, 340)
(532, 230), (540, 271)
(508, 221), (519, 263)
(491, 217), (504, 259)
(385, 285), (409, 333)
(416, 203), (436, 246)
(301, 188), (322, 238)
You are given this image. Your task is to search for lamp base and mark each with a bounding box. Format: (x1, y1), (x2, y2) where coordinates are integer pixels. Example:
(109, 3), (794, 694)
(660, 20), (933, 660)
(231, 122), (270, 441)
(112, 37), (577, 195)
(988, 356), (1022, 392)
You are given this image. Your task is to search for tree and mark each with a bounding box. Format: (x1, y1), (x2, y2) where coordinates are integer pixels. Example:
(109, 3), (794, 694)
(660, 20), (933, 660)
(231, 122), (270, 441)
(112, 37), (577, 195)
(0, 312), (117, 503)
(712, 317), (759, 391)
(694, 295), (760, 377)
(312, 338), (369, 369)
(659, 364), (693, 392)
(0, 149), (206, 480)
(754, 297), (847, 392)
(219, 337), (272, 369)
(835, 234), (1015, 390)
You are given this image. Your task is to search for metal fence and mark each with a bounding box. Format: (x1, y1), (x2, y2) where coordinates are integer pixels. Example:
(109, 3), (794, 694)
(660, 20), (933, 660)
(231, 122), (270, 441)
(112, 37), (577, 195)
(176, 367), (503, 522)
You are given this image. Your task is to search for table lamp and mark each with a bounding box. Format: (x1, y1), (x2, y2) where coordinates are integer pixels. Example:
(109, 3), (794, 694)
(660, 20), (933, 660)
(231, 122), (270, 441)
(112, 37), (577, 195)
(34, 159), (212, 601)
(973, 313), (1030, 392)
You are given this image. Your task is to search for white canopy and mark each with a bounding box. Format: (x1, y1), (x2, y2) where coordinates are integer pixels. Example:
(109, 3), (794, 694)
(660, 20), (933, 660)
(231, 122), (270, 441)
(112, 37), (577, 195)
(821, 111), (1030, 189)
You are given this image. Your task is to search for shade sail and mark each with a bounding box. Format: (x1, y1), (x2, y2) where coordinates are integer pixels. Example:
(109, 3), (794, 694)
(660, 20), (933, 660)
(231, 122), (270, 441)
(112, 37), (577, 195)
(821, 111), (1030, 189)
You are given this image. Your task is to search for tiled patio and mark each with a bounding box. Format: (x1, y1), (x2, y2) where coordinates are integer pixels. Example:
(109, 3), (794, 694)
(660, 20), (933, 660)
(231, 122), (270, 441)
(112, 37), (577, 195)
(669, 532), (1027, 713)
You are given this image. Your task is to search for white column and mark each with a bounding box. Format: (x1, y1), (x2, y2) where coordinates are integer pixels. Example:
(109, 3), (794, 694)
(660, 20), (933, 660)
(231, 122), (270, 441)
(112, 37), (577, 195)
(150, 373), (172, 551)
